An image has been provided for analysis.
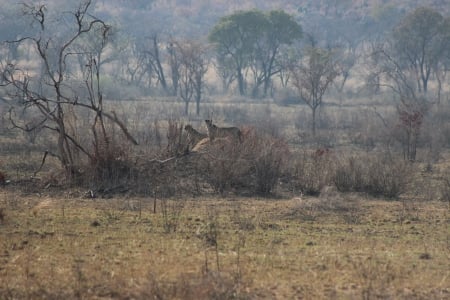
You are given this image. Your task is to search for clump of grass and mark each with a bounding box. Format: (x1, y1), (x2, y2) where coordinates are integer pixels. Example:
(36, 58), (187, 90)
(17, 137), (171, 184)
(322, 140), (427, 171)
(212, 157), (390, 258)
(143, 271), (243, 299)
(290, 150), (336, 196)
(199, 128), (288, 195)
(334, 153), (412, 198)
(160, 198), (185, 233)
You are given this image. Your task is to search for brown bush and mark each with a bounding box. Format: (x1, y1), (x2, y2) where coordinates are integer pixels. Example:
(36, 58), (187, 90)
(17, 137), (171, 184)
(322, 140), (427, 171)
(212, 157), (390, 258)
(199, 138), (252, 194)
(166, 119), (189, 157)
(334, 153), (412, 199)
(333, 156), (366, 192)
(84, 132), (135, 188)
(246, 130), (290, 195)
(198, 129), (288, 195)
(290, 150), (336, 195)
(90, 151), (133, 186)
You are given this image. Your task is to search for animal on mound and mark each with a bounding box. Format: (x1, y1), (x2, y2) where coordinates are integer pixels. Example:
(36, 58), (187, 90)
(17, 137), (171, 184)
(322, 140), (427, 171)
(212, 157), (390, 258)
(204, 120), (242, 142)
(184, 124), (208, 149)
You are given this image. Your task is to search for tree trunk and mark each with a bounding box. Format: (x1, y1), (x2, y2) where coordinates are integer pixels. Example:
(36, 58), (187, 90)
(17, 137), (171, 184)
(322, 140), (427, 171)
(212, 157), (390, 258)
(196, 97), (200, 115)
(263, 77), (270, 97)
(184, 101), (189, 116)
(237, 68), (245, 96)
(151, 37), (168, 95)
(312, 107), (317, 136)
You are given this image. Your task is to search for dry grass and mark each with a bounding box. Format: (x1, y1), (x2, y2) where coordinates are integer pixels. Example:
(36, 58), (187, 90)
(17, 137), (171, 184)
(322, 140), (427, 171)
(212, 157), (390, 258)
(1, 96), (450, 299)
(0, 190), (448, 299)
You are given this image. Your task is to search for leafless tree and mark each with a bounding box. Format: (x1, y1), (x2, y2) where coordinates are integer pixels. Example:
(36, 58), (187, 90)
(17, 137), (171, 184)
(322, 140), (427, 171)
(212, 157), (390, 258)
(369, 43), (429, 161)
(140, 34), (169, 93)
(1, 1), (137, 178)
(167, 40), (181, 97)
(289, 46), (338, 136)
(174, 40), (209, 115)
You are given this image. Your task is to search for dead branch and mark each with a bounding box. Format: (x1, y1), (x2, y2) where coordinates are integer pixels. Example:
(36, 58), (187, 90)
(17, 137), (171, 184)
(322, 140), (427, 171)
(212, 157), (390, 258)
(371, 106), (390, 129)
(33, 150), (59, 177)
(103, 110), (139, 145)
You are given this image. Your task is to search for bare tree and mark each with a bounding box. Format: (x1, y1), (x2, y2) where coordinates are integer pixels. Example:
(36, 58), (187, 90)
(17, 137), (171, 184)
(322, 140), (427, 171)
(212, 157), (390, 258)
(141, 34), (169, 94)
(289, 46), (338, 136)
(369, 43), (429, 161)
(1, 1), (137, 178)
(167, 40), (181, 97)
(175, 40), (209, 115)
(121, 39), (148, 86)
(191, 42), (209, 115)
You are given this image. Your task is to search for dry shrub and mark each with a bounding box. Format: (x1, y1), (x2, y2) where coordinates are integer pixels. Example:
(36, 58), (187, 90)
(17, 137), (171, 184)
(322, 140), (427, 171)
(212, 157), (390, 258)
(246, 130), (290, 195)
(85, 132), (135, 188)
(334, 153), (412, 198)
(200, 138), (252, 194)
(199, 129), (289, 195)
(165, 119), (188, 157)
(290, 150), (336, 195)
(333, 156), (366, 192)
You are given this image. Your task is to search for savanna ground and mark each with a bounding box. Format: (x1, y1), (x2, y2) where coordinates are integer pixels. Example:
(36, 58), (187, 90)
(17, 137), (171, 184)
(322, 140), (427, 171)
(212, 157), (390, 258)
(0, 97), (450, 299)
(0, 191), (449, 299)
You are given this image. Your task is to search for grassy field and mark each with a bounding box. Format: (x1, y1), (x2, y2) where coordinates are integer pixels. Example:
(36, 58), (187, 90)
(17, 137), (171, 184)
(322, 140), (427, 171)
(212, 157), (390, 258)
(0, 190), (448, 299)
(0, 95), (449, 299)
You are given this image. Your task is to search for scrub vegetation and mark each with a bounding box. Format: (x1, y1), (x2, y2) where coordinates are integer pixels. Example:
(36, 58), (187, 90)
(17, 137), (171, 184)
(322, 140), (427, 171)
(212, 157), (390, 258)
(0, 1), (450, 299)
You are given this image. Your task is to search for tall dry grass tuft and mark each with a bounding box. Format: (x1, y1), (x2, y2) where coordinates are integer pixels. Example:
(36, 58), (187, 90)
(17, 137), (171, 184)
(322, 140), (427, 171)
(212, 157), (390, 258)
(166, 119), (188, 157)
(334, 153), (412, 198)
(199, 138), (249, 194)
(143, 271), (243, 300)
(87, 137), (134, 188)
(198, 127), (288, 195)
(245, 129), (290, 195)
(160, 198), (185, 233)
(290, 149), (336, 195)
